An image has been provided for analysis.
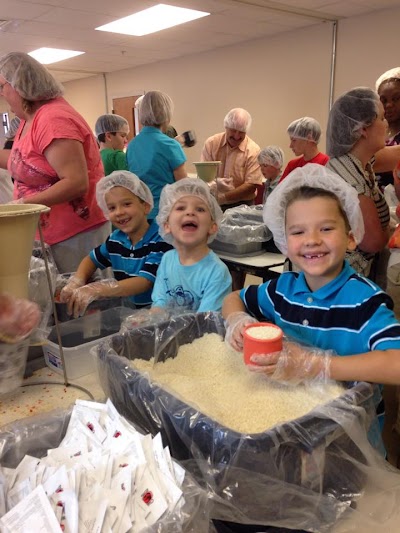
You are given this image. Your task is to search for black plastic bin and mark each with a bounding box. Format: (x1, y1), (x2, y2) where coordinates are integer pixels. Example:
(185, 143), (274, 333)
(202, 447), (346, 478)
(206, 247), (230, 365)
(96, 312), (380, 531)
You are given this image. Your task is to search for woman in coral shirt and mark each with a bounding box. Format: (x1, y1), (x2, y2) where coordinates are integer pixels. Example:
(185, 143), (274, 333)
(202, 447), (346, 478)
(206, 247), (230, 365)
(0, 52), (110, 273)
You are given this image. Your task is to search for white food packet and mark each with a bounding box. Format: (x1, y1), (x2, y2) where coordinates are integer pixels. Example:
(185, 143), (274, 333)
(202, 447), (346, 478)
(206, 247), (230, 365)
(0, 485), (62, 533)
(134, 464), (168, 525)
(78, 497), (108, 533)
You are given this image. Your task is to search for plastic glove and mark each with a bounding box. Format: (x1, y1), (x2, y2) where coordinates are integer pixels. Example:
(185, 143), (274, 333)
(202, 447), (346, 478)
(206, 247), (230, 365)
(217, 192), (227, 205)
(224, 311), (258, 352)
(7, 198), (24, 205)
(209, 180), (217, 195)
(248, 340), (332, 386)
(59, 274), (86, 304)
(121, 307), (170, 331)
(67, 279), (119, 318)
(0, 292), (41, 343)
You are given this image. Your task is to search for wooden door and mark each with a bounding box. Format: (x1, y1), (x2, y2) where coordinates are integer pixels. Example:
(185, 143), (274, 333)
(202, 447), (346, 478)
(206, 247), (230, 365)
(112, 95), (142, 141)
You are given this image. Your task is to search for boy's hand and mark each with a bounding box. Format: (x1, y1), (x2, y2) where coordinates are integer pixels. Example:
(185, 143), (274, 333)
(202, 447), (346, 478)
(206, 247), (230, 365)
(248, 341), (332, 385)
(224, 311), (258, 352)
(67, 279), (119, 318)
(59, 275), (86, 304)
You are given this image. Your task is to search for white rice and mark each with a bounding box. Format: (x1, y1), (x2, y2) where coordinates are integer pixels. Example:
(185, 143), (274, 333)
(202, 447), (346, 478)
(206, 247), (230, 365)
(246, 325), (281, 340)
(131, 333), (344, 434)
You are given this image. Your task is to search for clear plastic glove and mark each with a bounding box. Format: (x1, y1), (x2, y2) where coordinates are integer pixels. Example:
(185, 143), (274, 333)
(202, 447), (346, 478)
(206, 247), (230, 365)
(59, 274), (86, 304)
(67, 279), (119, 318)
(7, 198), (24, 205)
(0, 292), (41, 343)
(121, 307), (170, 331)
(224, 311), (259, 352)
(248, 340), (332, 385)
(217, 192), (227, 205)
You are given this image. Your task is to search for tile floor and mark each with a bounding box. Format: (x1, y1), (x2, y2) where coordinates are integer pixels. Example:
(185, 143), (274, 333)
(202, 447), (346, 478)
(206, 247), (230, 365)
(0, 366), (105, 428)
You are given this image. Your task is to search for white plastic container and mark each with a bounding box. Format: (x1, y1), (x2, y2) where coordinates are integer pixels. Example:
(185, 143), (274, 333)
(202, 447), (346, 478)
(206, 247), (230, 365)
(43, 307), (133, 380)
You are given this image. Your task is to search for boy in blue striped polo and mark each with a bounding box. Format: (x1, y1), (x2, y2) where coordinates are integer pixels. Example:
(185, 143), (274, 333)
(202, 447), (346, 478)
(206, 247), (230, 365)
(60, 171), (172, 318)
(223, 164), (400, 386)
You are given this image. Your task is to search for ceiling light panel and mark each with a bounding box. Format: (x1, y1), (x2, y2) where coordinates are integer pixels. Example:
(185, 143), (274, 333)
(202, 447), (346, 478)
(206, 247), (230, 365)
(28, 47), (84, 64)
(96, 3), (210, 36)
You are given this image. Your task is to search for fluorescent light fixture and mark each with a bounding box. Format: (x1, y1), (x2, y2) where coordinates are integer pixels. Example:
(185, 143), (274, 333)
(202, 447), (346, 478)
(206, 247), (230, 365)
(96, 3), (209, 36)
(28, 47), (84, 65)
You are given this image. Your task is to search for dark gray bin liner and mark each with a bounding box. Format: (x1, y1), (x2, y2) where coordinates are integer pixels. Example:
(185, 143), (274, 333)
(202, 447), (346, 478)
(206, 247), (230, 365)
(95, 312), (386, 531)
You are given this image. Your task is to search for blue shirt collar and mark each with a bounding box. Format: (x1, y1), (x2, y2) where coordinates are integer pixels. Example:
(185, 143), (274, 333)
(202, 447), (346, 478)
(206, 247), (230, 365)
(293, 261), (356, 298)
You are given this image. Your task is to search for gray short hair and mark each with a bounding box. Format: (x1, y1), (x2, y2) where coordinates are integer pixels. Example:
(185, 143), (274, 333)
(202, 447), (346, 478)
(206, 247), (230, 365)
(223, 108), (252, 132)
(0, 52), (63, 101)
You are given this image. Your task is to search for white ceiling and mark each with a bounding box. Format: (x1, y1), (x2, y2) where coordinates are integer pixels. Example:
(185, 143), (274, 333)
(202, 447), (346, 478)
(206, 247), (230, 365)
(0, 0), (399, 83)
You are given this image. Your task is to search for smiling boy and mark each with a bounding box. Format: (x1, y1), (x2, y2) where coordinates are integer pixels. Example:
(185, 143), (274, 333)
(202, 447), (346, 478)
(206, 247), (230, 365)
(152, 177), (232, 312)
(60, 171), (171, 317)
(223, 164), (400, 386)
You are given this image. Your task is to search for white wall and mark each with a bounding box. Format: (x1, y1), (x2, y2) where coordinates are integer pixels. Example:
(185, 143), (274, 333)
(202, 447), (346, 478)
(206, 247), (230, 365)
(1, 6), (399, 173)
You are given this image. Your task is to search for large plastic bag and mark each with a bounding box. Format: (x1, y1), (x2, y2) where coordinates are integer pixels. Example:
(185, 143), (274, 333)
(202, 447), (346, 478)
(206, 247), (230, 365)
(0, 407), (209, 533)
(214, 205), (272, 244)
(94, 312), (400, 532)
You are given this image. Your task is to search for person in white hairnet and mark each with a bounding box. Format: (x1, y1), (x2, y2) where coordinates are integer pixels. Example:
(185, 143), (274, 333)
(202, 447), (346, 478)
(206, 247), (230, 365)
(95, 114), (129, 175)
(151, 177), (231, 312)
(126, 91), (187, 221)
(223, 164), (400, 397)
(201, 108), (263, 209)
(60, 170), (172, 318)
(0, 52), (110, 273)
(326, 87), (390, 279)
(280, 117), (329, 182)
(256, 145), (284, 203)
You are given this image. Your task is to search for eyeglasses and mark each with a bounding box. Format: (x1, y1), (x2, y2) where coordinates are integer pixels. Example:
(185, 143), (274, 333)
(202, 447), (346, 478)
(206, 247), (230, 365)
(0, 81), (9, 94)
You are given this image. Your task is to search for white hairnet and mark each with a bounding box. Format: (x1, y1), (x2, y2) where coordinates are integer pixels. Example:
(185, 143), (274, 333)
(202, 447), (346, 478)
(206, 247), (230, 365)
(156, 177), (223, 244)
(95, 114), (128, 138)
(223, 108), (252, 132)
(5, 117), (20, 139)
(139, 91), (173, 127)
(287, 117), (321, 143)
(96, 170), (154, 217)
(135, 95), (144, 109)
(0, 52), (63, 101)
(263, 164), (365, 255)
(376, 67), (400, 92)
(326, 87), (379, 158)
(258, 146), (284, 168)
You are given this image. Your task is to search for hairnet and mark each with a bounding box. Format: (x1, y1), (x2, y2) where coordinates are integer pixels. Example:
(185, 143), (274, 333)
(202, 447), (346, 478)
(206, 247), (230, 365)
(5, 117), (20, 139)
(287, 117), (321, 143)
(95, 114), (128, 138)
(326, 87), (379, 158)
(0, 52), (64, 101)
(223, 108), (252, 132)
(376, 67), (400, 92)
(135, 95), (144, 109)
(156, 177), (223, 244)
(263, 163), (365, 255)
(258, 146), (284, 168)
(96, 170), (154, 217)
(139, 91), (173, 127)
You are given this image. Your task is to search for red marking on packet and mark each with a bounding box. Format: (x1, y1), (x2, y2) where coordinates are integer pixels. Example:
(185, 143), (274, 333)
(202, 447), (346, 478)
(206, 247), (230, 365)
(142, 490), (153, 505)
(113, 430), (122, 438)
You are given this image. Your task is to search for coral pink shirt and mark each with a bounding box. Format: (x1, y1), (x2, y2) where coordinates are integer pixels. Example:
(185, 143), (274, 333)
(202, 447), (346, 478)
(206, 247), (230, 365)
(9, 97), (106, 245)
